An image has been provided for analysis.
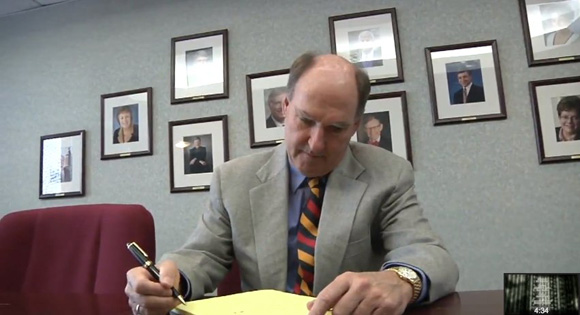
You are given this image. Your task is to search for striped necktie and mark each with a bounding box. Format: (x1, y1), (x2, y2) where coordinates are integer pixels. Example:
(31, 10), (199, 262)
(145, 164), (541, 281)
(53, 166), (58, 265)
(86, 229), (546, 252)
(294, 177), (325, 296)
(463, 87), (468, 103)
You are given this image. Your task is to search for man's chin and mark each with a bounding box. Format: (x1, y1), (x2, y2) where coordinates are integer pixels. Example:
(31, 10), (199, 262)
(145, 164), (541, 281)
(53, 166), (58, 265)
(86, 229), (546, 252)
(295, 159), (328, 177)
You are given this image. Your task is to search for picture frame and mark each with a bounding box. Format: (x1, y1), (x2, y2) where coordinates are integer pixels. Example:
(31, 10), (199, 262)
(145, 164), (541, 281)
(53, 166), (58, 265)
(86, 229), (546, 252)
(101, 87), (153, 159)
(171, 29), (229, 104)
(519, 0), (580, 67)
(329, 8), (404, 85)
(529, 75), (580, 164)
(425, 40), (507, 126)
(39, 130), (85, 199)
(351, 91), (413, 163)
(246, 69), (289, 148)
(169, 115), (229, 192)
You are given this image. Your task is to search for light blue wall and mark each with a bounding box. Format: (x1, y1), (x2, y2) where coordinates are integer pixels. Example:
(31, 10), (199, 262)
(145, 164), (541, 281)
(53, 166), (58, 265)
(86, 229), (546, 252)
(0, 0), (578, 291)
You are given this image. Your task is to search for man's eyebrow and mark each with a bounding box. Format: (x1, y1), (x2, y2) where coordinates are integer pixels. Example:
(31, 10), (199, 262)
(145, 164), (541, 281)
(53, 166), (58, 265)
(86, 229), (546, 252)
(296, 108), (351, 128)
(332, 122), (350, 129)
(296, 108), (313, 120)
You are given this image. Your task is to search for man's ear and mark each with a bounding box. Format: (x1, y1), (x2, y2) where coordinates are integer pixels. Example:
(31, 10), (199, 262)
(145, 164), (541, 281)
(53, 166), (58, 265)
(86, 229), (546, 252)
(350, 117), (361, 137)
(282, 96), (290, 116)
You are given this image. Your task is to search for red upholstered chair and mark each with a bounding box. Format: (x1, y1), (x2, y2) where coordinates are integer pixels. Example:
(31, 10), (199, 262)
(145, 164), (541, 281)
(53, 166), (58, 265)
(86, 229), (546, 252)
(217, 260), (242, 296)
(0, 204), (155, 294)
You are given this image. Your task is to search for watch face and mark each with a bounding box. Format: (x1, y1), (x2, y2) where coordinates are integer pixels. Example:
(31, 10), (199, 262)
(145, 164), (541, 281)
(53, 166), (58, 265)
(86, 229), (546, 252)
(400, 268), (418, 280)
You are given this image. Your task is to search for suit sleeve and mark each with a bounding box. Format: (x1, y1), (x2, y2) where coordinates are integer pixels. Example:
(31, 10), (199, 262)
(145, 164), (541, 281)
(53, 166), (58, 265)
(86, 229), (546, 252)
(379, 161), (459, 303)
(159, 166), (233, 299)
(452, 90), (461, 105)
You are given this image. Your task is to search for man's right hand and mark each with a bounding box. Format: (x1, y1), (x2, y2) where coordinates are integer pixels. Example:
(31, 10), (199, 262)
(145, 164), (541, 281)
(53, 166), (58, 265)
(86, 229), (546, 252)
(125, 260), (182, 315)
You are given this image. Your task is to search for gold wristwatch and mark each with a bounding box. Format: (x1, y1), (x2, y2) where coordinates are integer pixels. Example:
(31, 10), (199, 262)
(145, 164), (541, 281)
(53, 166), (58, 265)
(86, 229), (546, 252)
(386, 266), (422, 303)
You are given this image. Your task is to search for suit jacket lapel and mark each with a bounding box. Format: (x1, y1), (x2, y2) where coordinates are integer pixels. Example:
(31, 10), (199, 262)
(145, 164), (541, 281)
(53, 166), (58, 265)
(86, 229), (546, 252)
(314, 145), (367, 294)
(249, 144), (289, 290)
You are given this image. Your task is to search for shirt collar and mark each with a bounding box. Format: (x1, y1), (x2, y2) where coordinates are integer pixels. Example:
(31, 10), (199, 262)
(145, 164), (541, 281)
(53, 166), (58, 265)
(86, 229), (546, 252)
(288, 157), (329, 193)
(288, 159), (307, 194)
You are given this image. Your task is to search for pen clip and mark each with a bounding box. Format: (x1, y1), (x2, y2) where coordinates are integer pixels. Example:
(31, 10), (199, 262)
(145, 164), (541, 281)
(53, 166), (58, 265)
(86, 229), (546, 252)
(127, 242), (149, 259)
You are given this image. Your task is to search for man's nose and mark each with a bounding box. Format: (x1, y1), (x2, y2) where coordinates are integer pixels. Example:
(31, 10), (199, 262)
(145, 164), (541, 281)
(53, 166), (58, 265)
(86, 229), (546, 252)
(308, 126), (325, 154)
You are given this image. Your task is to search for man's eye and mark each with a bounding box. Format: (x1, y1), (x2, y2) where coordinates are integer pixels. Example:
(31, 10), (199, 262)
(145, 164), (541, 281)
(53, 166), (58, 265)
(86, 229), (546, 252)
(300, 117), (314, 125)
(330, 126), (344, 133)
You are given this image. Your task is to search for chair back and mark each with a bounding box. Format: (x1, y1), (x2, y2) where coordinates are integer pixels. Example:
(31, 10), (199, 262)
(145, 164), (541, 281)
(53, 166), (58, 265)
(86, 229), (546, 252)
(0, 204), (155, 294)
(217, 260), (241, 296)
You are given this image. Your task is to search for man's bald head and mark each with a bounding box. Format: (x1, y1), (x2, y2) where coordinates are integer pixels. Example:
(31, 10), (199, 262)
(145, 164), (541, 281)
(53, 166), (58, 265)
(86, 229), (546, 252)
(286, 52), (371, 118)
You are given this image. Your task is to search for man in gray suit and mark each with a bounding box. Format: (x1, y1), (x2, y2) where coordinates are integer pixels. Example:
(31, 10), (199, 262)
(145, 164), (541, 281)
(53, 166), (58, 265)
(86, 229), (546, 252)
(126, 52), (458, 315)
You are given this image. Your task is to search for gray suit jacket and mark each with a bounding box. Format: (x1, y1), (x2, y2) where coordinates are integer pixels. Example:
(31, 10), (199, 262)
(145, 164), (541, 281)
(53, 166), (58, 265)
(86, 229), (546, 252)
(162, 142), (459, 302)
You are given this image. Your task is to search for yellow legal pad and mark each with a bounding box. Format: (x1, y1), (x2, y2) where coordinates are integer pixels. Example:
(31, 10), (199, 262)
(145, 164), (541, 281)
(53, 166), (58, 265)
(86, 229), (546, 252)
(173, 289), (332, 315)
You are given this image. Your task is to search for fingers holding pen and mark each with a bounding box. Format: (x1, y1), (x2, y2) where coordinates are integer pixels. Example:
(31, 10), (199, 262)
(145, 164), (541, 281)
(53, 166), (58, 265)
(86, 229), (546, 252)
(125, 265), (179, 314)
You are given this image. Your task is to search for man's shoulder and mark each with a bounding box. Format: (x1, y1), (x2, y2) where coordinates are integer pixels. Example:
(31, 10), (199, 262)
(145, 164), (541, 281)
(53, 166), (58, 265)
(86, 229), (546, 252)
(349, 142), (409, 171)
(218, 147), (278, 175)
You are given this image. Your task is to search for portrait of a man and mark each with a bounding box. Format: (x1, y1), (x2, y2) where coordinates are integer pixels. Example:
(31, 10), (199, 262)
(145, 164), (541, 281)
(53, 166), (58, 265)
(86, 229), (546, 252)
(446, 60), (486, 105)
(348, 28), (383, 68)
(186, 47), (214, 87)
(553, 95), (580, 142)
(264, 87), (287, 128)
(357, 112), (393, 152)
(183, 134), (213, 174)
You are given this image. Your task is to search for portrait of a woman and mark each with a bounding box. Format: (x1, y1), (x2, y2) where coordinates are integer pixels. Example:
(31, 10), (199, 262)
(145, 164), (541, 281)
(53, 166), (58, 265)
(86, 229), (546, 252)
(555, 95), (580, 142)
(541, 2), (580, 47)
(113, 105), (139, 144)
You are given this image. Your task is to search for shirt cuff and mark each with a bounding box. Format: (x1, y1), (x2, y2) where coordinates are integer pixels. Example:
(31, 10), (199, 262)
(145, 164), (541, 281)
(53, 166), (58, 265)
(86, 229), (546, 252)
(381, 261), (430, 304)
(179, 270), (193, 301)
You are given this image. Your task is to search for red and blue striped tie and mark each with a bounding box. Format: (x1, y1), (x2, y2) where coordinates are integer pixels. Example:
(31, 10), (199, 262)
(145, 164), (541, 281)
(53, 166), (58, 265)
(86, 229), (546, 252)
(294, 177), (325, 296)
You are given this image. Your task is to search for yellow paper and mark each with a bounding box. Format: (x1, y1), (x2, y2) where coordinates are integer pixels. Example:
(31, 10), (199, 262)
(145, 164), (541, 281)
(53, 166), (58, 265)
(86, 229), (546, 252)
(173, 289), (332, 315)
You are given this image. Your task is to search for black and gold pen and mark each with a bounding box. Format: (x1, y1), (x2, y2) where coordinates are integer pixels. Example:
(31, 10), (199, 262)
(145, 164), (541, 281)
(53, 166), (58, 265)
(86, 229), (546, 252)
(126, 242), (187, 305)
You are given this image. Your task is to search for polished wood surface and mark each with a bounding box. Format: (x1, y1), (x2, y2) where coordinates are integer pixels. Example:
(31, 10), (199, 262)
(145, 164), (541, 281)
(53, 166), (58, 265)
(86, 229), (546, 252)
(0, 290), (502, 315)
(407, 290), (503, 315)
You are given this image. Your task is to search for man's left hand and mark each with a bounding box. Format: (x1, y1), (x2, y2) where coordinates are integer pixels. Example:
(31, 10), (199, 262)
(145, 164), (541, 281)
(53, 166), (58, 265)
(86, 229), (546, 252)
(307, 271), (413, 315)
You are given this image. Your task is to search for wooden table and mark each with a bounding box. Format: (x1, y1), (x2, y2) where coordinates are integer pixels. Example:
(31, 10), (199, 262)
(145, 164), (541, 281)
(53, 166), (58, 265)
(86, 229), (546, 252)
(408, 290), (503, 315)
(0, 290), (503, 314)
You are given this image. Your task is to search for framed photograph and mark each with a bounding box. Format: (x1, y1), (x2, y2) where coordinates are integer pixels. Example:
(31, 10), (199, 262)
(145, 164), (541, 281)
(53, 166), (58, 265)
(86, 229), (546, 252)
(529, 75), (580, 164)
(169, 115), (229, 192)
(351, 91), (413, 163)
(39, 130), (85, 199)
(519, 0), (580, 66)
(329, 8), (403, 84)
(101, 87), (153, 159)
(425, 40), (507, 126)
(171, 29), (228, 104)
(246, 69), (289, 148)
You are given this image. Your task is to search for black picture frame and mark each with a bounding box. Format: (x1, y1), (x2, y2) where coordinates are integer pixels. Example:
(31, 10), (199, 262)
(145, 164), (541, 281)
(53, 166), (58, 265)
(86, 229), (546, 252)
(171, 29), (229, 104)
(519, 0), (580, 67)
(246, 69), (289, 148)
(529, 75), (580, 164)
(101, 87), (153, 160)
(352, 91), (413, 163)
(39, 130), (85, 199)
(168, 115), (229, 192)
(329, 8), (404, 85)
(425, 40), (507, 126)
